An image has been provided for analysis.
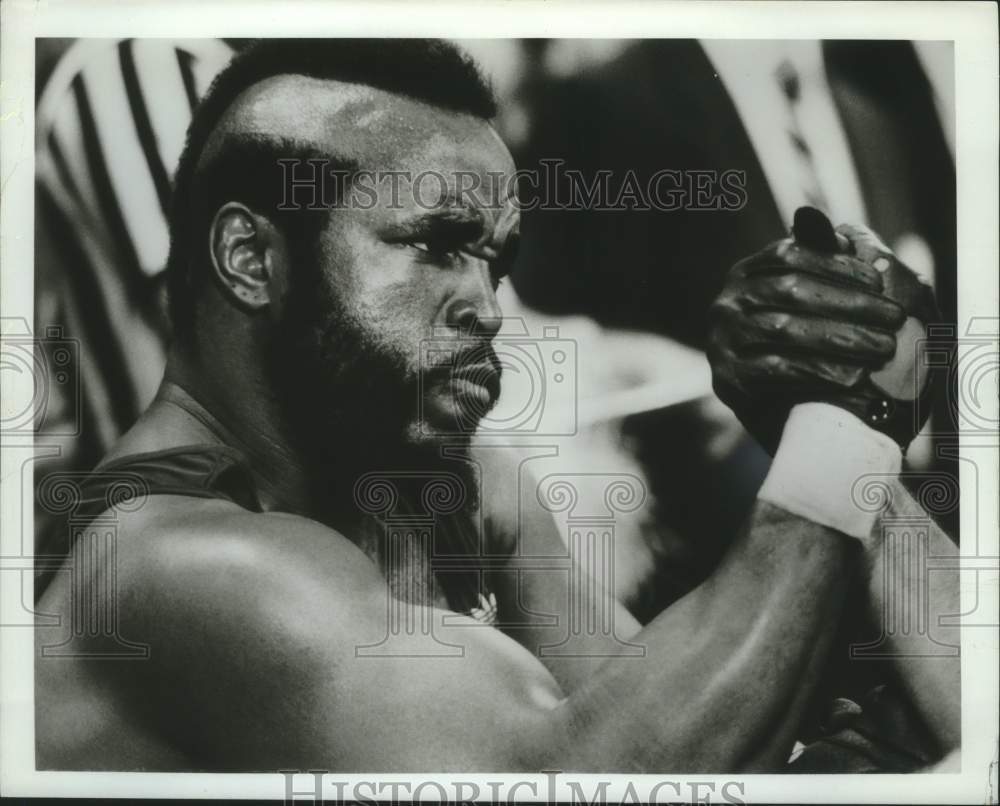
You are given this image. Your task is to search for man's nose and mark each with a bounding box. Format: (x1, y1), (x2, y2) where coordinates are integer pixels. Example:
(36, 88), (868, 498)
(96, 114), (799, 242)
(445, 264), (502, 339)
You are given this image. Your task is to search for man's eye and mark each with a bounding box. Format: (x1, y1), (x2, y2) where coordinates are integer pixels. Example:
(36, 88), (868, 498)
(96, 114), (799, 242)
(406, 240), (461, 260)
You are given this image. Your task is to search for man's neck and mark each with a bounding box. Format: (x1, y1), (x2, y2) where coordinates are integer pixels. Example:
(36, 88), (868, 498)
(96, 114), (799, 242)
(147, 354), (313, 515)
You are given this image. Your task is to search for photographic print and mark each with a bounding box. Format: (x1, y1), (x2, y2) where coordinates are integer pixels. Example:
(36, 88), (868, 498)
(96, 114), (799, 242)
(1, 2), (997, 803)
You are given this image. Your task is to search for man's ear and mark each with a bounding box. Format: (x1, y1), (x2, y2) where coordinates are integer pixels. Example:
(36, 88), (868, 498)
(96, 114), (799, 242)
(209, 202), (287, 314)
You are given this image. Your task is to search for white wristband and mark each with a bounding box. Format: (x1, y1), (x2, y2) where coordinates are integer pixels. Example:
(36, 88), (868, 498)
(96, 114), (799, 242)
(758, 402), (902, 540)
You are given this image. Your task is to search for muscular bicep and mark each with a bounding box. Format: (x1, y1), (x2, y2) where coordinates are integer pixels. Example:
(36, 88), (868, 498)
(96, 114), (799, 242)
(293, 597), (567, 771)
(134, 513), (566, 772)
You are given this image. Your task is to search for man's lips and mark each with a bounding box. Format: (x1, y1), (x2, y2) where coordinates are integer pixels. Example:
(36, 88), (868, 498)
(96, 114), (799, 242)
(448, 362), (502, 406)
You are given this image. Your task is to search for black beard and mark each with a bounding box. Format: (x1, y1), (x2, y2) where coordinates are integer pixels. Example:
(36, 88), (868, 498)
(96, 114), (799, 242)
(265, 257), (481, 535)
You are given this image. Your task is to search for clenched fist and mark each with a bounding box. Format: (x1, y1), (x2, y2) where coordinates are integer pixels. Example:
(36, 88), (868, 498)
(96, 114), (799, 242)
(708, 207), (940, 454)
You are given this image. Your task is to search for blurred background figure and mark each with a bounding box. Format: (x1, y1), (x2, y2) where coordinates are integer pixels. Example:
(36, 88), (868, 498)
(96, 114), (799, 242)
(34, 38), (232, 539)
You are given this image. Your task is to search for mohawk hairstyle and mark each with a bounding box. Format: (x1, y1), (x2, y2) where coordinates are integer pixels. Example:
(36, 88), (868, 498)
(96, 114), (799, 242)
(166, 38), (497, 340)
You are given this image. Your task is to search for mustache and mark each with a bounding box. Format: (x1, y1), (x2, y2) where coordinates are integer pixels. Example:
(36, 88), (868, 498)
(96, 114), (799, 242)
(427, 341), (503, 404)
(427, 341), (502, 375)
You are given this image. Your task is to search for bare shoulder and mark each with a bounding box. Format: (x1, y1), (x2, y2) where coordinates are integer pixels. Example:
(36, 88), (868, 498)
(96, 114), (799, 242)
(34, 497), (389, 769)
(37, 495), (566, 770)
(114, 499), (389, 637)
(37, 496), (391, 675)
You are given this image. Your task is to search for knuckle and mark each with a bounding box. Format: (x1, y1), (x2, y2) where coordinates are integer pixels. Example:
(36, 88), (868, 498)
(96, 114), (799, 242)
(709, 296), (741, 324)
(729, 256), (756, 280)
(775, 273), (797, 297)
(782, 274), (809, 304)
(760, 354), (784, 374)
(766, 312), (792, 336)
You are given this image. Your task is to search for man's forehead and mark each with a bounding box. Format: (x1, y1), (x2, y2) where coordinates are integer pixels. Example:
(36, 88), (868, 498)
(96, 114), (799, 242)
(202, 74), (513, 174)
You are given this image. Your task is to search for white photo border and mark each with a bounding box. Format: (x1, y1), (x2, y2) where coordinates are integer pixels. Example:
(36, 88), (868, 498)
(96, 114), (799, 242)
(2, 0), (997, 801)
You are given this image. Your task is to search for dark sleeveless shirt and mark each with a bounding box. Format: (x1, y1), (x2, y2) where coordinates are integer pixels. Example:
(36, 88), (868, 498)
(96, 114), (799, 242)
(34, 445), (495, 621)
(34, 445), (262, 600)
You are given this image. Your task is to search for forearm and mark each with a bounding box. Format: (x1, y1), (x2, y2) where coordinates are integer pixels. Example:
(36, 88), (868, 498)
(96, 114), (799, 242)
(860, 476), (961, 752)
(541, 501), (854, 772)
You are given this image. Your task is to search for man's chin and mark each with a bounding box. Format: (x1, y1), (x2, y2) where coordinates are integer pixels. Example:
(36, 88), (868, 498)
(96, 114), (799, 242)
(418, 389), (496, 441)
(407, 416), (476, 447)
